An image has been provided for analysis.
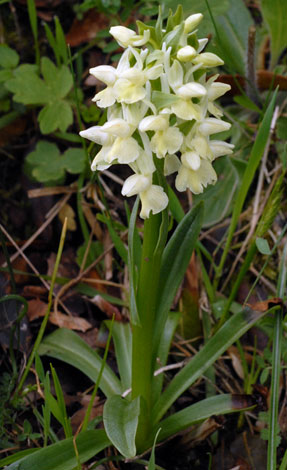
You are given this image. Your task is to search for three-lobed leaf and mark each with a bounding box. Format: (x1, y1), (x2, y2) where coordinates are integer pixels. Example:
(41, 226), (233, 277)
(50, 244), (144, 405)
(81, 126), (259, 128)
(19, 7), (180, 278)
(25, 141), (86, 184)
(5, 57), (73, 133)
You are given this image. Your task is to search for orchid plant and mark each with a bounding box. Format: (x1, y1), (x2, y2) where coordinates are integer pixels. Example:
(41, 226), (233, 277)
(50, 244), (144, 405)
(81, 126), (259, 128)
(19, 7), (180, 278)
(12, 6), (277, 467)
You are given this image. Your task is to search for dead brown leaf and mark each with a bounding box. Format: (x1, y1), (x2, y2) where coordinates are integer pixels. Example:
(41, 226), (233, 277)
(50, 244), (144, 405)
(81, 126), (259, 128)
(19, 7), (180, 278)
(66, 10), (110, 47)
(27, 299), (92, 331)
(227, 345), (245, 380)
(90, 295), (122, 321)
(58, 204), (77, 231)
(246, 297), (283, 312)
(27, 299), (48, 321)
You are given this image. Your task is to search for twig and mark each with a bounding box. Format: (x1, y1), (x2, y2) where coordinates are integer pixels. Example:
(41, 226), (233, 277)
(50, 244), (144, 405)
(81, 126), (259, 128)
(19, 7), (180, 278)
(1, 193), (71, 267)
(0, 224), (71, 315)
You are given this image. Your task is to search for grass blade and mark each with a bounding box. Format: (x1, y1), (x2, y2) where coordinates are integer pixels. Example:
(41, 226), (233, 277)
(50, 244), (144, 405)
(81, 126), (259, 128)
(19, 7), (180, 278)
(214, 89), (278, 288)
(27, 0), (40, 67)
(267, 241), (287, 469)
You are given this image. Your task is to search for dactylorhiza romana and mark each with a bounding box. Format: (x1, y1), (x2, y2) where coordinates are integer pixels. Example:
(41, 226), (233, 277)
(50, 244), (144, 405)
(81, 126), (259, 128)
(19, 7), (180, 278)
(80, 11), (234, 219)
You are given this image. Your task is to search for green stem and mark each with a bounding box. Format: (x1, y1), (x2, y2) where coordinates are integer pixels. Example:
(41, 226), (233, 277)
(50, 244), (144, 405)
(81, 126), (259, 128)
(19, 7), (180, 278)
(131, 212), (164, 447)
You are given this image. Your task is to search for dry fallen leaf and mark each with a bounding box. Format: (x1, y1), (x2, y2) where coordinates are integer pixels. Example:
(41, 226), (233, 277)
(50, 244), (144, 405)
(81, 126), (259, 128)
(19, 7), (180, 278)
(90, 295), (122, 321)
(58, 203), (77, 231)
(227, 345), (245, 380)
(27, 299), (92, 331)
(66, 10), (110, 47)
(246, 297), (283, 312)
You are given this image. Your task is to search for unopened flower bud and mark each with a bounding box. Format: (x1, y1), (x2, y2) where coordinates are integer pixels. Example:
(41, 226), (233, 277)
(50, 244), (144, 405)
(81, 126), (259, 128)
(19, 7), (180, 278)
(184, 13), (203, 34)
(193, 52), (224, 67)
(176, 82), (206, 98)
(177, 46), (197, 62)
(89, 65), (117, 85)
(208, 82), (231, 100)
(198, 118), (231, 136)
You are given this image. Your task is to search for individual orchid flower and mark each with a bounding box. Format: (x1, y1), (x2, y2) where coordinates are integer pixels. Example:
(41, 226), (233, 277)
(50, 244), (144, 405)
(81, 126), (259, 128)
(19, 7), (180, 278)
(139, 114), (183, 158)
(113, 63), (163, 104)
(167, 59), (206, 120)
(110, 26), (150, 48)
(175, 158), (217, 193)
(80, 118), (141, 169)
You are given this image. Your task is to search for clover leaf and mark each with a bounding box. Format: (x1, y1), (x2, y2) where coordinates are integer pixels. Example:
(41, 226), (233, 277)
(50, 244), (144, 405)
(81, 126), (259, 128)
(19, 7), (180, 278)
(25, 141), (86, 185)
(5, 57), (73, 134)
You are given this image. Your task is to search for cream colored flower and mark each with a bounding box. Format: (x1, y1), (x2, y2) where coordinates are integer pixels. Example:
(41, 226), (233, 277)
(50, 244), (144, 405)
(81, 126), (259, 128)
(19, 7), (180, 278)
(167, 59), (206, 120)
(110, 26), (150, 48)
(114, 64), (163, 104)
(140, 185), (169, 218)
(139, 114), (183, 158)
(176, 159), (217, 193)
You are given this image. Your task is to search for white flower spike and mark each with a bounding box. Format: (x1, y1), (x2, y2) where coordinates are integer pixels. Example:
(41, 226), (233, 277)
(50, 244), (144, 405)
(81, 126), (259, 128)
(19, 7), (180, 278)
(80, 7), (233, 218)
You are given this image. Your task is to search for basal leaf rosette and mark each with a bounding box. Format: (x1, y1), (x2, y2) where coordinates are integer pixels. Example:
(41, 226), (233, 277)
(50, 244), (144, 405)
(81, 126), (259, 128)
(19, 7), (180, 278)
(80, 7), (234, 218)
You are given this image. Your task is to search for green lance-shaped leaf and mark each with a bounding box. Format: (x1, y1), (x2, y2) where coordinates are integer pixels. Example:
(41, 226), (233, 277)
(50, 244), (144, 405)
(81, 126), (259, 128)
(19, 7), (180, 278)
(1, 430), (110, 470)
(152, 313), (180, 404)
(38, 328), (122, 397)
(153, 202), (204, 349)
(103, 395), (140, 459)
(152, 303), (276, 424)
(151, 394), (254, 444)
(106, 320), (132, 391)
